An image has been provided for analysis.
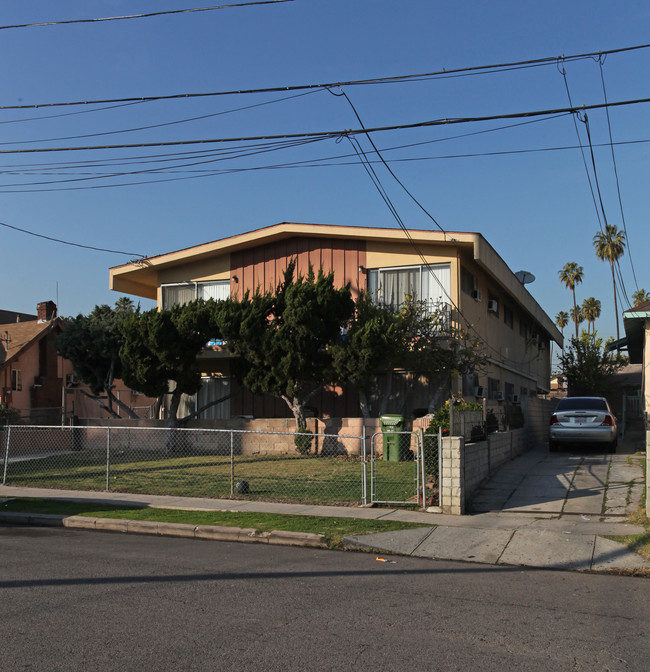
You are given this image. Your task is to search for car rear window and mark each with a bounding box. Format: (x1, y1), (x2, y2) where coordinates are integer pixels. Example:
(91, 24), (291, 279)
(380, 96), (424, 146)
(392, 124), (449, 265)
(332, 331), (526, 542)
(556, 398), (608, 411)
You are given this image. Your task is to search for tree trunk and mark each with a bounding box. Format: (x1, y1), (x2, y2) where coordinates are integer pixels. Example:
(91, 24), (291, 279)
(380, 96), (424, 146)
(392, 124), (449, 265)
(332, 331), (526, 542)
(358, 389), (370, 419)
(572, 288), (579, 339)
(610, 261), (620, 343)
(105, 388), (139, 419)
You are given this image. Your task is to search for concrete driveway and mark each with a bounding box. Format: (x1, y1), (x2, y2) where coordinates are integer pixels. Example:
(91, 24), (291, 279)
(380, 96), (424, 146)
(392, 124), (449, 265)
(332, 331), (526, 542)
(470, 442), (645, 520)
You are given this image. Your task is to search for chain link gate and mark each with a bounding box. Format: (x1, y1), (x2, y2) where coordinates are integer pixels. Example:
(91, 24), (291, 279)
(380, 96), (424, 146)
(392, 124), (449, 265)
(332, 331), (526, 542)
(368, 430), (425, 506)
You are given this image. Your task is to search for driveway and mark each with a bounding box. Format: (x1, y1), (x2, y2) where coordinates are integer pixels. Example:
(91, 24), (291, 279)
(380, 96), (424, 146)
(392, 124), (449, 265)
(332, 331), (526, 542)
(470, 443), (645, 520)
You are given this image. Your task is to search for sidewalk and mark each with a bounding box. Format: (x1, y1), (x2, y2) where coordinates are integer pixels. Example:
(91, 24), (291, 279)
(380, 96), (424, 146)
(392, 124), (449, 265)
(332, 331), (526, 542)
(1, 443), (648, 573)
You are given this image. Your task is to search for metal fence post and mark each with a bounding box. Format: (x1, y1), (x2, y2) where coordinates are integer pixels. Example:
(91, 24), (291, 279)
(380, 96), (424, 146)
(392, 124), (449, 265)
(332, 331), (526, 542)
(230, 431), (235, 497)
(3, 426), (11, 485)
(361, 423), (367, 505)
(106, 427), (111, 492)
(419, 428), (426, 508)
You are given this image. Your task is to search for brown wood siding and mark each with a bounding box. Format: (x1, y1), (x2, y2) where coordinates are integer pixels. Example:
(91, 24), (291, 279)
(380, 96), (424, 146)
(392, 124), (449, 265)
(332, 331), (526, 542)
(231, 236), (367, 295)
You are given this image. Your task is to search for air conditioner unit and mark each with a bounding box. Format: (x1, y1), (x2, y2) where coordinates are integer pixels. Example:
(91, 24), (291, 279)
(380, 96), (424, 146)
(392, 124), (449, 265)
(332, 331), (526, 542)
(470, 289), (482, 302)
(509, 394), (520, 404)
(495, 391), (505, 401)
(474, 385), (485, 398)
(65, 373), (79, 387)
(487, 300), (498, 313)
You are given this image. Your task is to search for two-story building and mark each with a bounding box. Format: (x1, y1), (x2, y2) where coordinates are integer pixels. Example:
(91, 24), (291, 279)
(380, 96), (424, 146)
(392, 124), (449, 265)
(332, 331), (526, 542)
(109, 222), (562, 419)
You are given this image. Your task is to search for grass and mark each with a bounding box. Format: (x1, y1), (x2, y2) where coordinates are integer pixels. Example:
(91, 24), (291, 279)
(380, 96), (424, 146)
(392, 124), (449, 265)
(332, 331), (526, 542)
(3, 450), (421, 505)
(0, 497), (431, 548)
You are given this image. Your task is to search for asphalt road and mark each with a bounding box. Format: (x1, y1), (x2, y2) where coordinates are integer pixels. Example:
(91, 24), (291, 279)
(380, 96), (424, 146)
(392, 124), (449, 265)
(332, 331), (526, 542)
(2, 525), (649, 672)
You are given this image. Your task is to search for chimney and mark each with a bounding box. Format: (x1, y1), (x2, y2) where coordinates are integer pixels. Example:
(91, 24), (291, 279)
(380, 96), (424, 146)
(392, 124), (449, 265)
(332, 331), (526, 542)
(37, 301), (57, 323)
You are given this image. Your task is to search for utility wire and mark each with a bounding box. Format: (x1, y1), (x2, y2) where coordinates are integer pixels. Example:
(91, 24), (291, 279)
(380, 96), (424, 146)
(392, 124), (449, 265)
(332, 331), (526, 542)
(1, 43), (649, 110)
(0, 1), (293, 30)
(0, 221), (146, 257)
(598, 58), (639, 290)
(4, 137), (650, 193)
(557, 61), (603, 231)
(0, 90), (322, 146)
(2, 95), (650, 155)
(331, 87), (445, 233)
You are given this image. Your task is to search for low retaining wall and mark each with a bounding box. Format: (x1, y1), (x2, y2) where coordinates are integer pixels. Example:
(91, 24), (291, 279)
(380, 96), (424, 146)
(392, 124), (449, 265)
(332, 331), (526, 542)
(439, 428), (529, 515)
(73, 417), (379, 456)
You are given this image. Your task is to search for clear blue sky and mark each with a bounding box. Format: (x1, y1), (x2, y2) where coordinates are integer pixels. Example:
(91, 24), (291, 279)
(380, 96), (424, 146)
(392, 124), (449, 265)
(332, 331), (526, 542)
(1, 0), (648, 352)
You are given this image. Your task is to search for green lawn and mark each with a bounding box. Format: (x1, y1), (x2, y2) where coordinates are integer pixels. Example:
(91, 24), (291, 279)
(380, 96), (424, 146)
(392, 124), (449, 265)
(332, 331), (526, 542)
(0, 497), (431, 548)
(3, 450), (420, 506)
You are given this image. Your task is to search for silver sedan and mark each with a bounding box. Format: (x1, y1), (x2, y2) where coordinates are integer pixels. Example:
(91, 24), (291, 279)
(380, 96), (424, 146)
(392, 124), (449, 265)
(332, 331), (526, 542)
(549, 396), (618, 453)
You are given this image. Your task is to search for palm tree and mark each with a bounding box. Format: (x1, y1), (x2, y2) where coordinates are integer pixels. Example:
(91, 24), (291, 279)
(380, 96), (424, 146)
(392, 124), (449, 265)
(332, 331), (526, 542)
(581, 297), (601, 335)
(555, 311), (569, 347)
(558, 262), (584, 339)
(570, 305), (584, 337)
(632, 289), (649, 307)
(593, 224), (626, 341)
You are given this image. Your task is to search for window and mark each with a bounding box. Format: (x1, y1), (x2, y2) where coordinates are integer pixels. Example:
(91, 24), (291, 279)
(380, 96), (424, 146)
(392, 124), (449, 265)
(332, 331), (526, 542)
(11, 369), (22, 391)
(162, 280), (229, 309)
(487, 377), (500, 400)
(519, 319), (528, 338)
(503, 305), (513, 328)
(504, 382), (514, 399)
(367, 263), (451, 314)
(460, 267), (475, 295)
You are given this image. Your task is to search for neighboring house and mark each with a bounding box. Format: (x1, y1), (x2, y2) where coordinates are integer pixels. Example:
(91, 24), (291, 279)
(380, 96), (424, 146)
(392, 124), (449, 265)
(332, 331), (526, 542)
(549, 374), (567, 398)
(0, 300), (157, 424)
(109, 222), (562, 419)
(621, 301), (650, 420)
(0, 301), (71, 423)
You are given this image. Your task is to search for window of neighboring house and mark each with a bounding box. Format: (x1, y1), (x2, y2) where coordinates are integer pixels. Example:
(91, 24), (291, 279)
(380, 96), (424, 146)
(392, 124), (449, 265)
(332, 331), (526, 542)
(462, 373), (479, 397)
(460, 266), (475, 295)
(162, 280), (230, 309)
(504, 382), (514, 400)
(520, 386), (528, 398)
(11, 369), (22, 392)
(487, 377), (500, 400)
(367, 263), (451, 315)
(520, 318), (528, 339)
(503, 305), (513, 329)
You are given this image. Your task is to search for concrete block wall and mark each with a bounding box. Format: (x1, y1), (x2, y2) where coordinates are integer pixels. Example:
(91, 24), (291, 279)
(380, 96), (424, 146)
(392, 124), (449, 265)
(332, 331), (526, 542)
(440, 428), (529, 515)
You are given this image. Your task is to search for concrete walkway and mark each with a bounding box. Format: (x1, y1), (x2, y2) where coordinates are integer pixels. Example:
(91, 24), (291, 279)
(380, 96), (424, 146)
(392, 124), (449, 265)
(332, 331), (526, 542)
(0, 440), (648, 573)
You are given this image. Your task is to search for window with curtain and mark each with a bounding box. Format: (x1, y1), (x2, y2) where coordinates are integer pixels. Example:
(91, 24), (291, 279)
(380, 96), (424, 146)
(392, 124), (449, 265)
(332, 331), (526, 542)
(368, 263), (450, 314)
(162, 280), (229, 308)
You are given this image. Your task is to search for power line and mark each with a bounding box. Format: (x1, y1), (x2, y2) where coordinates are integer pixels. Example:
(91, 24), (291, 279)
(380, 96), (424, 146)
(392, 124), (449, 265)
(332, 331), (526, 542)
(598, 58), (639, 291)
(0, 221), (146, 257)
(0, 1), (293, 31)
(1, 43), (649, 111)
(0, 89), (322, 146)
(2, 95), (650, 156)
(3, 136), (650, 193)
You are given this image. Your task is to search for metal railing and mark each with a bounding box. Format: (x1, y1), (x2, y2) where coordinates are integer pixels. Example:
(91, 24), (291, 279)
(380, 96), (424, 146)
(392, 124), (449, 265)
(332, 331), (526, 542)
(0, 424), (437, 507)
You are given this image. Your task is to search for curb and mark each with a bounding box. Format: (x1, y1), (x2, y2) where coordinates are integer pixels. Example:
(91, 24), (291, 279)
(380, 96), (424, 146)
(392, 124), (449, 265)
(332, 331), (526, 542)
(0, 512), (326, 549)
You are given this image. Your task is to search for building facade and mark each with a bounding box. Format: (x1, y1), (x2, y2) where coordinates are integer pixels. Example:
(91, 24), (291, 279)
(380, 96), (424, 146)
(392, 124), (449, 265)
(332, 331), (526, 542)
(110, 222), (562, 419)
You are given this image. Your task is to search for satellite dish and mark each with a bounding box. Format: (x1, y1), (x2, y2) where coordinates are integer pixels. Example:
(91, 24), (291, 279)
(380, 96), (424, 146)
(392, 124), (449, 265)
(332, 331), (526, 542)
(515, 270), (536, 285)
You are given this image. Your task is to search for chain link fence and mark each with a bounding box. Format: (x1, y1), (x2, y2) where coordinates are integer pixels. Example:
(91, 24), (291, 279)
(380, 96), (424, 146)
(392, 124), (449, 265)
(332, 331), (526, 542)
(0, 424), (431, 507)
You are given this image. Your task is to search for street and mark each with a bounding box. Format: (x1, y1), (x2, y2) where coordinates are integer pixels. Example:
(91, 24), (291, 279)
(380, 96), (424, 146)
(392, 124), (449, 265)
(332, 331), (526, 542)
(2, 525), (649, 671)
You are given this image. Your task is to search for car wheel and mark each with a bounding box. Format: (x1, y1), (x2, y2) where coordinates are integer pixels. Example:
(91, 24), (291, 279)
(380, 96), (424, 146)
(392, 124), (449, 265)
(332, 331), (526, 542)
(549, 440), (559, 452)
(608, 441), (617, 454)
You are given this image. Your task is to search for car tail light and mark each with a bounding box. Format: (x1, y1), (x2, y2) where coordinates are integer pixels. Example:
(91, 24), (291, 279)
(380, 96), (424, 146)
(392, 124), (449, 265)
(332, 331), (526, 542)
(549, 414), (558, 425)
(601, 415), (614, 426)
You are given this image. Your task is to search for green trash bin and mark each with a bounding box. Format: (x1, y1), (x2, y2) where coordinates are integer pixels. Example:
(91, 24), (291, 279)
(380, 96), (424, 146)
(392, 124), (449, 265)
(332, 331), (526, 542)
(381, 414), (406, 461)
